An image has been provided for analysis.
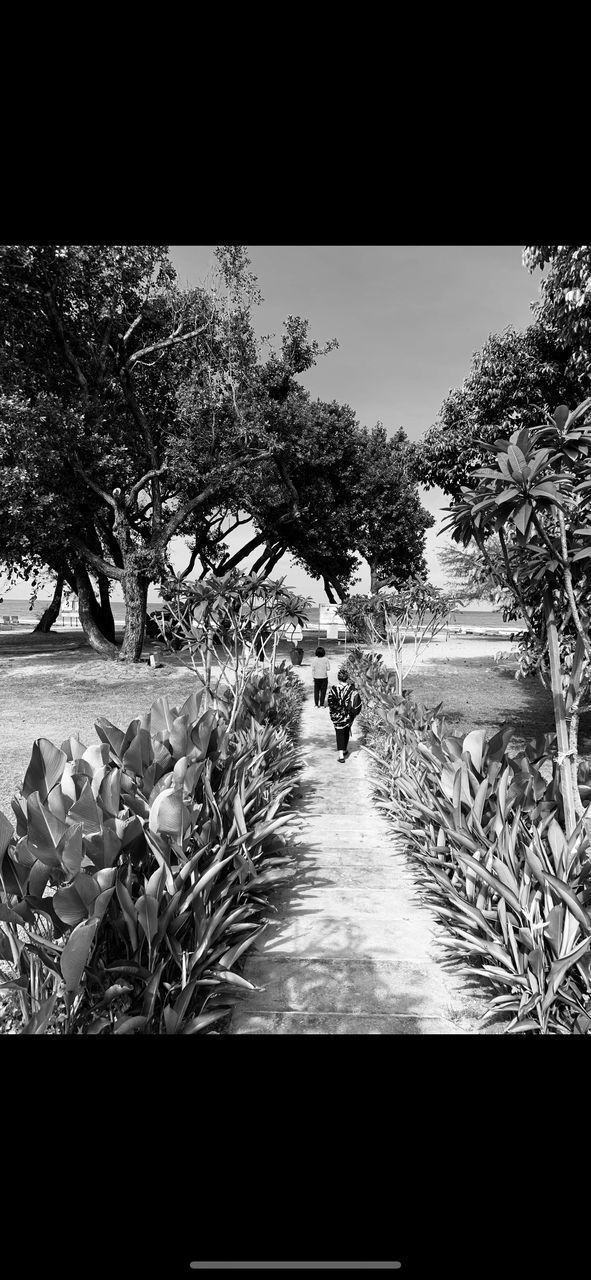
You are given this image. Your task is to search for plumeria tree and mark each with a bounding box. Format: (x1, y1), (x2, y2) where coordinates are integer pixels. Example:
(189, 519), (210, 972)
(154, 571), (310, 729)
(340, 578), (461, 696)
(444, 400), (591, 836)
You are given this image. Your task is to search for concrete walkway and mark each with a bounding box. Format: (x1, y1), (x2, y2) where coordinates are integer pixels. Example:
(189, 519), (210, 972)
(230, 664), (485, 1035)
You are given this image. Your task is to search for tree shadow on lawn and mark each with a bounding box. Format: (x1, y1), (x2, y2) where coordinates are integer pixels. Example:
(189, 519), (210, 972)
(408, 653), (565, 743)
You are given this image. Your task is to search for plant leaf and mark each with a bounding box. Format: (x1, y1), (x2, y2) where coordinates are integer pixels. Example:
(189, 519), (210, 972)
(60, 917), (100, 993)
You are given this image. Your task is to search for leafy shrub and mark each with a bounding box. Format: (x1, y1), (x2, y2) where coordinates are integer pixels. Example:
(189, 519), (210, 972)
(349, 649), (591, 1034)
(155, 570), (310, 715)
(267, 664), (306, 738)
(0, 683), (303, 1034)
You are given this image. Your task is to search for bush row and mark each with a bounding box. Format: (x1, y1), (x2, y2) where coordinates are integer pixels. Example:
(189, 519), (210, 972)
(348, 649), (591, 1034)
(0, 664), (305, 1034)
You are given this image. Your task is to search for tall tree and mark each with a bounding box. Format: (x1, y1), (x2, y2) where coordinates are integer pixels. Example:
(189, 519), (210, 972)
(416, 246), (591, 500)
(0, 246), (311, 659)
(415, 324), (580, 498)
(523, 244), (591, 390)
(351, 423), (433, 591)
(211, 403), (432, 601)
(1, 245), (434, 650)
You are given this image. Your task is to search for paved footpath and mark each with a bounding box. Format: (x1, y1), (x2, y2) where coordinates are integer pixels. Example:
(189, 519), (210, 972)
(230, 665), (485, 1034)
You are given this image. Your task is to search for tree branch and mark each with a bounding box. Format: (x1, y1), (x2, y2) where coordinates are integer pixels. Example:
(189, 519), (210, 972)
(323, 575), (337, 604)
(488, 528), (539, 645)
(44, 290), (89, 401)
(72, 462), (117, 509)
(556, 506), (591, 662)
(274, 455), (301, 516)
(217, 530), (268, 573)
(213, 513), (251, 541)
(127, 465), (168, 511)
(70, 536), (125, 581)
(179, 542), (201, 581)
(95, 319), (113, 386)
(94, 514), (125, 570)
(118, 365), (162, 529)
(260, 545), (284, 578)
(123, 314), (143, 344)
(151, 451), (275, 550)
(124, 321), (211, 370)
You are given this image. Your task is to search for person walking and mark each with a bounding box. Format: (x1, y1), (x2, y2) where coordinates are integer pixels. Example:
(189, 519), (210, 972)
(327, 666), (362, 761)
(311, 645), (331, 707)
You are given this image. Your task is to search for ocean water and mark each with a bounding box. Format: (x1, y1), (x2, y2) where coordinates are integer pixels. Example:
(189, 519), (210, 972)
(2, 598), (162, 624)
(2, 598), (522, 631)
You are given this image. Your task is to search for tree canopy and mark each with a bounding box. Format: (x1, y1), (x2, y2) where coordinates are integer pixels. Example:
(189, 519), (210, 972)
(0, 244), (433, 656)
(415, 246), (591, 499)
(0, 244), (272, 657)
(415, 323), (579, 498)
(523, 244), (591, 388)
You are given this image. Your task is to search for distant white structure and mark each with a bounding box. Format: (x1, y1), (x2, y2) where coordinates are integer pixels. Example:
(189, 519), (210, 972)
(319, 602), (346, 640)
(61, 591), (82, 628)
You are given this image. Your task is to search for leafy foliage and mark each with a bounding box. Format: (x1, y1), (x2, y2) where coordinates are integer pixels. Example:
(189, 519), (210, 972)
(349, 650), (591, 1034)
(340, 578), (460, 695)
(154, 570), (309, 719)
(0, 245), (433, 652)
(0, 247), (346, 656)
(524, 245), (591, 390)
(437, 537), (512, 606)
(443, 400), (591, 834)
(0, 674), (303, 1034)
(415, 325), (582, 499)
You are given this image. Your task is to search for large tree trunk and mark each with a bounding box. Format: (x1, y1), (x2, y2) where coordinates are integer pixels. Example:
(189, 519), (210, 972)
(33, 573), (64, 632)
(75, 565), (119, 659)
(119, 571), (148, 663)
(97, 571), (116, 643)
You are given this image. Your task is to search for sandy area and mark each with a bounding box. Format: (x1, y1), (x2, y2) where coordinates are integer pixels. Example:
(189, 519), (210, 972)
(400, 633), (519, 667)
(337, 632), (520, 671)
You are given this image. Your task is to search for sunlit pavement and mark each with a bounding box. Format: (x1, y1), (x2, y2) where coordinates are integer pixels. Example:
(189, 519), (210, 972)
(230, 660), (486, 1035)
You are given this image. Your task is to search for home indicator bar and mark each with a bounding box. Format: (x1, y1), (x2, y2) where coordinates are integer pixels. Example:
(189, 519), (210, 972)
(190, 1265), (402, 1272)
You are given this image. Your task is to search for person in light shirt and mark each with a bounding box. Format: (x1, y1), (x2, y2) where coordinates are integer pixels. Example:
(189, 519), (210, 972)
(311, 646), (331, 707)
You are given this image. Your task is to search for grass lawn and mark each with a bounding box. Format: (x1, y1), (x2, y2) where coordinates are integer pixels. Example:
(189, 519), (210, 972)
(0, 635), (198, 820)
(3, 632), (591, 824)
(0, 630), (308, 820)
(404, 652), (591, 749)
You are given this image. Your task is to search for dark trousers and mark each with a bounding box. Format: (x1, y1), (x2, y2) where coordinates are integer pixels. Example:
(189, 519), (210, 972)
(314, 677), (328, 706)
(335, 725), (350, 752)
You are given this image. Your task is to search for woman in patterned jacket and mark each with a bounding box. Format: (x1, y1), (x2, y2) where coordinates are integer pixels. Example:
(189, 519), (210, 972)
(327, 667), (362, 762)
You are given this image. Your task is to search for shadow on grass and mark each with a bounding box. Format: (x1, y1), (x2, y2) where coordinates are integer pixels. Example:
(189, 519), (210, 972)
(407, 654), (562, 742)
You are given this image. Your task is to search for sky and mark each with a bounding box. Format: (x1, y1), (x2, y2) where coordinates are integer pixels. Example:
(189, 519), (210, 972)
(3, 245), (543, 603)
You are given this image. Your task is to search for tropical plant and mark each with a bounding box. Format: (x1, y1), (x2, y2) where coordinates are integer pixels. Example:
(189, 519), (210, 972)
(349, 650), (591, 1034)
(0, 679), (303, 1034)
(415, 323), (582, 498)
(340, 579), (461, 696)
(154, 570), (309, 721)
(443, 400), (591, 836)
